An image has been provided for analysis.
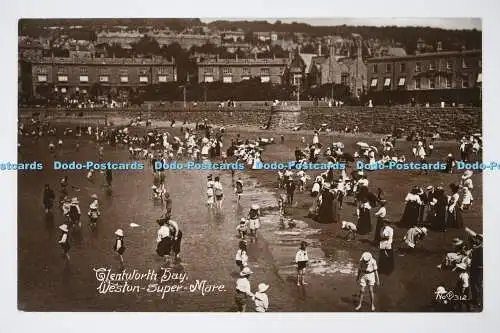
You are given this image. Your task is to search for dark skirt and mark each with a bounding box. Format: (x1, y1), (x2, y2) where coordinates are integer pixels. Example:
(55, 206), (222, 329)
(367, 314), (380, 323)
(235, 260), (243, 270)
(357, 210), (372, 235)
(235, 290), (247, 309)
(156, 237), (172, 256)
(378, 248), (394, 275)
(447, 208), (463, 229)
(215, 194), (223, 201)
(60, 242), (70, 252)
(400, 201), (421, 227)
(44, 200), (54, 210)
(297, 261), (307, 270)
(432, 204), (447, 231)
(171, 231), (183, 255)
(374, 217), (384, 243)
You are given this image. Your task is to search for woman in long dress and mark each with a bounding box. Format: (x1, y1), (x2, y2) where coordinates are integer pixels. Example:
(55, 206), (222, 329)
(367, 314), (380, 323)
(432, 187), (447, 232)
(330, 189), (340, 224)
(316, 184), (334, 223)
(356, 199), (372, 235)
(447, 183), (463, 229)
(399, 187), (422, 228)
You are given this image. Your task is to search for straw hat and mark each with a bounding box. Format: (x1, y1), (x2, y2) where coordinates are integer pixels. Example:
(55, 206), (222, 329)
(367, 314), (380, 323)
(258, 283), (270, 293)
(240, 267), (253, 276)
(59, 224), (69, 232)
(426, 185), (434, 190)
(71, 197), (79, 204)
(91, 194), (98, 199)
(452, 238), (464, 246)
(240, 217), (246, 223)
(251, 204), (260, 210)
(419, 227), (428, 235)
(89, 202), (98, 210)
(114, 229), (124, 237)
(462, 170), (473, 179)
(435, 286), (447, 294)
(360, 252), (373, 262)
(151, 185), (157, 189)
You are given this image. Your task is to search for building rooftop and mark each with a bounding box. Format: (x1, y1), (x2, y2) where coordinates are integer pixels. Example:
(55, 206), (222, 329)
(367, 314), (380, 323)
(368, 49), (481, 62)
(33, 56), (175, 65)
(197, 57), (289, 65)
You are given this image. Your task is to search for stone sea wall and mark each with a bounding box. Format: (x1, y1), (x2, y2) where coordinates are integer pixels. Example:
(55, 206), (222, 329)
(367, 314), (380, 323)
(19, 106), (481, 138)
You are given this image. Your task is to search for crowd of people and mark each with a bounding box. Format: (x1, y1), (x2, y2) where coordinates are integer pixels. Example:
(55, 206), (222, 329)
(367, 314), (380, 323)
(22, 113), (483, 312)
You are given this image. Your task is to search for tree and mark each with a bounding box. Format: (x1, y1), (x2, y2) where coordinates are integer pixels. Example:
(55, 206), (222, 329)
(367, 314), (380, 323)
(131, 36), (161, 56)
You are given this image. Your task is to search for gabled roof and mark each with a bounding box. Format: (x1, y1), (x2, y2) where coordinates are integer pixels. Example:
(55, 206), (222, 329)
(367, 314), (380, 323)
(299, 53), (316, 73)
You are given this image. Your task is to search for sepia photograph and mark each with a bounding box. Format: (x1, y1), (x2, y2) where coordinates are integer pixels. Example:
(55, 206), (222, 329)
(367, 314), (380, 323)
(16, 17), (483, 312)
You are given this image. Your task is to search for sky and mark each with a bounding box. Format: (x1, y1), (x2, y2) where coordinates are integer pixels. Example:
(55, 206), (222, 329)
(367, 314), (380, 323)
(201, 18), (481, 30)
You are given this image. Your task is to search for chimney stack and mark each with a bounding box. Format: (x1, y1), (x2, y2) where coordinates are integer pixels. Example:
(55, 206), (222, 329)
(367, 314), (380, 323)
(318, 43), (322, 56)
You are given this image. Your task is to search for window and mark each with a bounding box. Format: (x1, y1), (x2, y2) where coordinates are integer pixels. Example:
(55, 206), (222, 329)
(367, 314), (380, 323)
(462, 58), (469, 68)
(429, 61), (435, 70)
(429, 77), (436, 89)
(242, 67), (251, 76)
(373, 64), (378, 74)
(261, 68), (270, 76)
(139, 76), (149, 83)
(223, 76), (233, 83)
(158, 75), (167, 82)
(80, 67), (88, 74)
(445, 77), (452, 88)
(37, 75), (47, 82)
(36, 67), (48, 74)
(99, 75), (109, 82)
(415, 78), (421, 89)
(60, 87), (67, 93)
(139, 68), (149, 75)
(341, 73), (349, 85)
(120, 76), (128, 83)
(157, 67), (169, 74)
(462, 76), (469, 88)
(370, 78), (378, 88)
(383, 78), (391, 88)
(293, 74), (302, 86)
(477, 73), (482, 84)
(398, 77), (406, 86)
(415, 62), (421, 73)
(203, 67), (213, 75)
(386, 64), (391, 73)
(241, 76), (250, 81)
(222, 67), (232, 75)
(120, 69), (128, 76)
(79, 75), (88, 82)
(81, 89), (87, 94)
(204, 75), (214, 83)
(446, 60), (453, 70)
(58, 75), (68, 82)
(400, 63), (406, 72)
(57, 67), (67, 75)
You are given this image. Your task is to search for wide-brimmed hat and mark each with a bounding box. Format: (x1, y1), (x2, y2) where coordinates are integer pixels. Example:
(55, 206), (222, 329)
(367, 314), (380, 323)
(115, 229), (124, 237)
(151, 185), (157, 189)
(300, 240), (308, 247)
(240, 267), (253, 276)
(59, 224), (69, 232)
(452, 237), (464, 246)
(91, 194), (98, 199)
(240, 217), (246, 223)
(426, 185), (434, 190)
(71, 197), (79, 204)
(251, 204), (260, 210)
(63, 196), (70, 202)
(258, 283), (270, 293)
(418, 227), (428, 235)
(462, 170), (473, 179)
(360, 252), (373, 262)
(435, 286), (447, 294)
(89, 202), (98, 210)
(447, 153), (453, 157)
(454, 263), (467, 271)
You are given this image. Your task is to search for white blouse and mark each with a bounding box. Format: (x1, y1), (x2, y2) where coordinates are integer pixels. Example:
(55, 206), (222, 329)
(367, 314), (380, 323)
(295, 249), (309, 263)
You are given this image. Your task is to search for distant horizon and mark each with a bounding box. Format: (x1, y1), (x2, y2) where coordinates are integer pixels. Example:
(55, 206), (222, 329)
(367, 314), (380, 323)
(200, 18), (482, 31)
